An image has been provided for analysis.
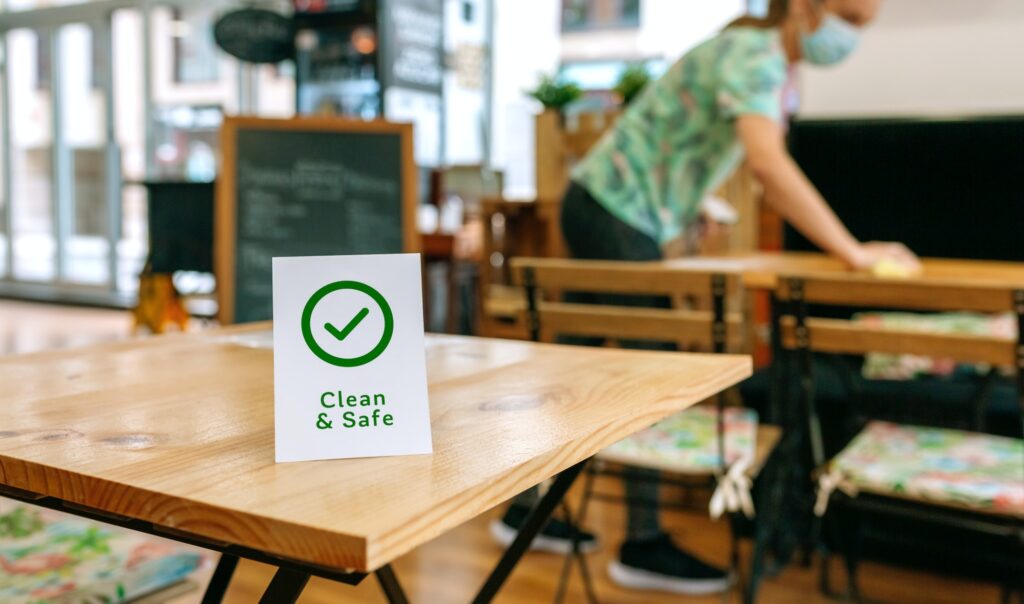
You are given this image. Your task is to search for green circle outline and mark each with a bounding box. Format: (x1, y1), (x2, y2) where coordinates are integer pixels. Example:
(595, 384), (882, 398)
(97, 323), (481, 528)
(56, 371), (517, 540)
(301, 280), (394, 367)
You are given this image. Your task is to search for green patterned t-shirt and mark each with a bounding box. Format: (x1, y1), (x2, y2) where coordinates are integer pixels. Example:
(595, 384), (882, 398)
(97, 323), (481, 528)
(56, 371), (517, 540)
(571, 27), (788, 246)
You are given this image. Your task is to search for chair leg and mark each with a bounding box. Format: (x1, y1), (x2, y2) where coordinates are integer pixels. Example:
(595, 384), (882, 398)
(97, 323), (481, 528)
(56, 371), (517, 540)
(576, 467), (600, 604)
(553, 502), (575, 604)
(746, 461), (783, 604)
(745, 515), (768, 604)
(719, 511), (749, 604)
(840, 508), (864, 603)
(818, 546), (832, 598)
(818, 502), (839, 599)
(552, 465), (599, 604)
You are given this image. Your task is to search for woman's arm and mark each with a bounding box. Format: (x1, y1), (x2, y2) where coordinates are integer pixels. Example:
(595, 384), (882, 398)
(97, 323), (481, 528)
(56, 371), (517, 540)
(737, 114), (919, 271)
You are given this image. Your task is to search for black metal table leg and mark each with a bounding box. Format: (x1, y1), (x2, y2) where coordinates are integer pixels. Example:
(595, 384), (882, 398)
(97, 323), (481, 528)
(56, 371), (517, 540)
(258, 567), (310, 604)
(376, 564), (410, 604)
(471, 460), (588, 604)
(201, 553), (239, 604)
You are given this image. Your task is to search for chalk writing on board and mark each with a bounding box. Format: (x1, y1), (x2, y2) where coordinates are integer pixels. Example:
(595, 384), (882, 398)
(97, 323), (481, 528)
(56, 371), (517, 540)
(227, 126), (407, 323)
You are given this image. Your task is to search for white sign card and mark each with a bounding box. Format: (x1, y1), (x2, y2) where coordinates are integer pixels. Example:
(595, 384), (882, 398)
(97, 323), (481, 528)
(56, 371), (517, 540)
(272, 253), (433, 462)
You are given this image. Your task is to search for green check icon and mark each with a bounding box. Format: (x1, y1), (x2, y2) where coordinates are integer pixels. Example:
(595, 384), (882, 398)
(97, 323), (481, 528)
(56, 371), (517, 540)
(325, 308), (370, 341)
(301, 280), (394, 368)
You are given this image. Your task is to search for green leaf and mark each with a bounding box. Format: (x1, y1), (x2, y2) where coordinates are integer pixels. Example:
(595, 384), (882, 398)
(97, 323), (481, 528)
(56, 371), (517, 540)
(527, 74), (582, 110)
(614, 63), (652, 106)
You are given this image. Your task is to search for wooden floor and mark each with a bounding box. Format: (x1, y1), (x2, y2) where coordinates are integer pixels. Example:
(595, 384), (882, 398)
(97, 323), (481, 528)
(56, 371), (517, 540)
(211, 496), (1001, 604)
(0, 300), (1002, 603)
(0, 298), (136, 355)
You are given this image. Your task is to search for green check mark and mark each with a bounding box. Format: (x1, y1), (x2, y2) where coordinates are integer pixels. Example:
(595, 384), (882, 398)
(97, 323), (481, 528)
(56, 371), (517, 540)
(303, 280), (394, 367)
(324, 307), (370, 341)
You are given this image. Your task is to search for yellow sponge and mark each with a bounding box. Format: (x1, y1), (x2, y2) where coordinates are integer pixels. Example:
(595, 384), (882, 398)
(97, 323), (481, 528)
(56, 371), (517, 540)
(872, 258), (919, 279)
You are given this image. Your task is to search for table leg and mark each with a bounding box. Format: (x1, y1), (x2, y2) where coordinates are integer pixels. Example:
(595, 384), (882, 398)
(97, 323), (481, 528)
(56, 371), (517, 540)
(258, 567), (310, 604)
(471, 460), (588, 604)
(201, 553), (239, 604)
(375, 564), (410, 604)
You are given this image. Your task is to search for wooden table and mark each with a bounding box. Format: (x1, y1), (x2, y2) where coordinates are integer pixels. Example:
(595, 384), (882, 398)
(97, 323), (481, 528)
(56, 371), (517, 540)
(667, 251), (1024, 290)
(0, 327), (750, 603)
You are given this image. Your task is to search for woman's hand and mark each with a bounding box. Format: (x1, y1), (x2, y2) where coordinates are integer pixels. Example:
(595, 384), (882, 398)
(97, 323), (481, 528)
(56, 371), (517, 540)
(846, 241), (921, 273)
(737, 116), (921, 276)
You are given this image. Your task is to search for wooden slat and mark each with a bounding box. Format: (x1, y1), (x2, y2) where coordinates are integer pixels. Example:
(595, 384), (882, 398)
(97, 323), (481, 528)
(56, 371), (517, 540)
(482, 284), (527, 319)
(667, 252), (1024, 291)
(510, 257), (740, 298)
(776, 274), (1019, 313)
(779, 317), (1017, 366)
(536, 303), (742, 347)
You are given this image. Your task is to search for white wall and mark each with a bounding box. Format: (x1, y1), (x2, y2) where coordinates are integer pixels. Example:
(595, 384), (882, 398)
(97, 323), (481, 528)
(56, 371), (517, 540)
(560, 1), (744, 63)
(638, 0), (745, 59)
(490, 0), (561, 197)
(443, 0), (488, 165)
(799, 0), (1024, 118)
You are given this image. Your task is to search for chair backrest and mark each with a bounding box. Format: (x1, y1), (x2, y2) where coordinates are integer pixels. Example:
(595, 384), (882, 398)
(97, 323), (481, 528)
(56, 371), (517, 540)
(776, 275), (1023, 368)
(509, 257), (743, 353)
(775, 273), (1024, 465)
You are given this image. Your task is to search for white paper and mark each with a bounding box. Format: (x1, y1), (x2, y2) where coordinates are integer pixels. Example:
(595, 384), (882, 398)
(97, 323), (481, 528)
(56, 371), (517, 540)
(272, 254), (433, 462)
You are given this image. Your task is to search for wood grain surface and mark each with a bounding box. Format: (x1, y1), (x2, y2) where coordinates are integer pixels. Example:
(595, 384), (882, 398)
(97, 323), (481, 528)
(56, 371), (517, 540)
(509, 257), (740, 298)
(536, 303), (744, 349)
(779, 317), (1016, 366)
(0, 328), (750, 573)
(667, 251), (1024, 290)
(775, 273), (1023, 313)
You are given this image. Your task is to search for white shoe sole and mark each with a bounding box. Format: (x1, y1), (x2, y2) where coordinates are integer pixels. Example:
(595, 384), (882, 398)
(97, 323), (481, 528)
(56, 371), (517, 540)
(607, 560), (733, 595)
(489, 520), (600, 555)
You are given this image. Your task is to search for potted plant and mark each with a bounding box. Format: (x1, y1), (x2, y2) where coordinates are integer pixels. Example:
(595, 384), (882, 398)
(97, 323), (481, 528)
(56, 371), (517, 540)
(527, 74), (582, 113)
(528, 74), (582, 201)
(614, 63), (651, 106)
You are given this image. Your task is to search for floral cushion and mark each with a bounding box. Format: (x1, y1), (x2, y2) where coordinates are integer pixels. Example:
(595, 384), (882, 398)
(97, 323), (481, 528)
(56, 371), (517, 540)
(0, 499), (206, 604)
(854, 312), (1016, 380)
(600, 406), (759, 474)
(831, 421), (1024, 516)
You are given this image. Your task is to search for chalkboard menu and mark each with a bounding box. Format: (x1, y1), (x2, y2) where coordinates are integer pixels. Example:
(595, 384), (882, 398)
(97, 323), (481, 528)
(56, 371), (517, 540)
(216, 116), (417, 324)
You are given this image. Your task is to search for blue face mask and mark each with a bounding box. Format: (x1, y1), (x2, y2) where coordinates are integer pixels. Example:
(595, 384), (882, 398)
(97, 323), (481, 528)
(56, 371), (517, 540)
(801, 14), (860, 66)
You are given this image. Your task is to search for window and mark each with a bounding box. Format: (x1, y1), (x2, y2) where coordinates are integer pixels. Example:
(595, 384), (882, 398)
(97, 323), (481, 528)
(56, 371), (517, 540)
(561, 0), (640, 31)
(172, 7), (220, 84)
(35, 30), (51, 91)
(34, 28), (103, 90)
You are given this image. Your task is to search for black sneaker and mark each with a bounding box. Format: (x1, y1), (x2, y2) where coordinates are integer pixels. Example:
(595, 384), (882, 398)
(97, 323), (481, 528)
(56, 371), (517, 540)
(608, 533), (732, 595)
(489, 504), (599, 554)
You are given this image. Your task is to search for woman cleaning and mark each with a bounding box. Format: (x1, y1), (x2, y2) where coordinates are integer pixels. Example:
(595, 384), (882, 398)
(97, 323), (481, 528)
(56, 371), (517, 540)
(492, 0), (919, 596)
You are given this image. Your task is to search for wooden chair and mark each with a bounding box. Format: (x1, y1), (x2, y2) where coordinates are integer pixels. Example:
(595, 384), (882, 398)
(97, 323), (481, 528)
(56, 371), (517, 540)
(476, 106), (764, 340)
(775, 274), (1024, 602)
(510, 257), (782, 604)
